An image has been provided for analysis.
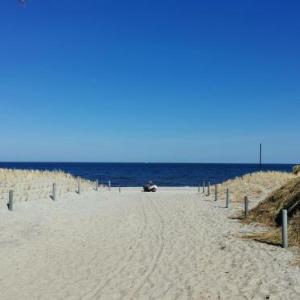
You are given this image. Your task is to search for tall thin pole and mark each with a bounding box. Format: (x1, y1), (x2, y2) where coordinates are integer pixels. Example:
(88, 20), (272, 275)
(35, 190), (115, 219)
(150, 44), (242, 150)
(259, 143), (262, 168)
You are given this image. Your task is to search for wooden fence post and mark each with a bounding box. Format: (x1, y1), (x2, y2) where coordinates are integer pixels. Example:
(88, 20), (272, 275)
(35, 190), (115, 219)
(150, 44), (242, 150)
(77, 178), (81, 194)
(52, 183), (56, 201)
(8, 190), (13, 211)
(282, 209), (288, 248)
(226, 188), (230, 208)
(214, 184), (218, 201)
(244, 196), (249, 217)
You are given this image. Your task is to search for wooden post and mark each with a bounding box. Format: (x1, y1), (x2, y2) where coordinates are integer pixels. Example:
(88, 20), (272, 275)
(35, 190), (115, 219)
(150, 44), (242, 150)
(77, 178), (81, 194)
(52, 183), (56, 201)
(207, 182), (210, 196)
(108, 180), (111, 191)
(119, 186), (121, 193)
(244, 196), (249, 217)
(8, 190), (13, 211)
(202, 181), (205, 193)
(214, 184), (218, 201)
(282, 209), (288, 249)
(96, 180), (98, 191)
(226, 188), (229, 208)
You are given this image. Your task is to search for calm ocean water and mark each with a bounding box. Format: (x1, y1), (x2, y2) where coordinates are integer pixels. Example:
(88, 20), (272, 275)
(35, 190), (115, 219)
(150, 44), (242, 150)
(0, 162), (294, 187)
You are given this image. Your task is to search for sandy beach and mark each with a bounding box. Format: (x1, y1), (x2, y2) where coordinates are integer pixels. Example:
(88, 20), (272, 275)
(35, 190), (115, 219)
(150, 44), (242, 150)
(2, 0), (299, 298)
(1, 185), (300, 300)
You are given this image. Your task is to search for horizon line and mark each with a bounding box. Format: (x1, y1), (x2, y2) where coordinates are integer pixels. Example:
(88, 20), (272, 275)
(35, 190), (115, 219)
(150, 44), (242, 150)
(0, 161), (297, 165)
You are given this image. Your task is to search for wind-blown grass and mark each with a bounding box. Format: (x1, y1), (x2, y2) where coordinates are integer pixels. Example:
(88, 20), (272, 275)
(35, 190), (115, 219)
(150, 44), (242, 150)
(0, 168), (95, 206)
(218, 171), (294, 206)
(244, 176), (300, 247)
(293, 165), (300, 175)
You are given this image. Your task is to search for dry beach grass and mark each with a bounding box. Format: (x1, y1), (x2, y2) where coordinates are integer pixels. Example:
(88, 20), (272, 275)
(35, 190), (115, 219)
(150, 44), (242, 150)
(0, 168), (294, 209)
(244, 175), (300, 247)
(0, 168), (94, 208)
(218, 171), (295, 207)
(293, 165), (300, 175)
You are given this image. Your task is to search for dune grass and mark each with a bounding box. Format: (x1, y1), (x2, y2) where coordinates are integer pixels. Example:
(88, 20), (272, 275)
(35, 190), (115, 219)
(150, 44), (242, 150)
(0, 168), (95, 205)
(243, 176), (300, 247)
(293, 165), (300, 175)
(218, 171), (295, 206)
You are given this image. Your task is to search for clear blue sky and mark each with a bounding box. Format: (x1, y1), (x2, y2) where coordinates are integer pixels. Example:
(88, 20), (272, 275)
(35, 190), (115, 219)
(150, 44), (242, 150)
(0, 0), (299, 163)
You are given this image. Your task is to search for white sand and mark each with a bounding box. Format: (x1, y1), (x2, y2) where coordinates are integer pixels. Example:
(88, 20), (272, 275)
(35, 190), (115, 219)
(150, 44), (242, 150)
(1, 188), (300, 300)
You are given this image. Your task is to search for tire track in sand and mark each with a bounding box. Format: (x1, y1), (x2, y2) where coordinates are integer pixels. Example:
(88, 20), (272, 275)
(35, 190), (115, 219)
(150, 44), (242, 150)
(79, 197), (149, 300)
(128, 197), (165, 300)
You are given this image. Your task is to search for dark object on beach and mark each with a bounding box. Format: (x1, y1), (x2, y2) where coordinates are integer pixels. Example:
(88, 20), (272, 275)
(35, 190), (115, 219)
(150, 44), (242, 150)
(143, 181), (157, 192)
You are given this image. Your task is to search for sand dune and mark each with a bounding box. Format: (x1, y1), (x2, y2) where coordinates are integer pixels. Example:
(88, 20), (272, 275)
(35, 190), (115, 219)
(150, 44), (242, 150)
(0, 168), (95, 208)
(1, 186), (300, 299)
(218, 171), (295, 207)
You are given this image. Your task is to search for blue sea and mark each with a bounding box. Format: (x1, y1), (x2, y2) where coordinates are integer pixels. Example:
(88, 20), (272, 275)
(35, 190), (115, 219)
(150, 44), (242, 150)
(0, 162), (294, 187)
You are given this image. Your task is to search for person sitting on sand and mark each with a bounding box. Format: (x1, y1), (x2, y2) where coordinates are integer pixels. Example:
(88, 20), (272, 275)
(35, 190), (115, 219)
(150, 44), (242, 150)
(143, 181), (158, 192)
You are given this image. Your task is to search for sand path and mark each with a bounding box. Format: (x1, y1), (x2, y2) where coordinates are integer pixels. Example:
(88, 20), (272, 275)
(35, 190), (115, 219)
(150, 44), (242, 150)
(0, 189), (300, 299)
